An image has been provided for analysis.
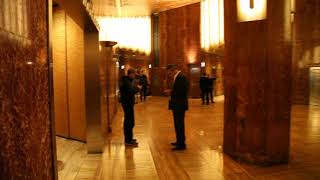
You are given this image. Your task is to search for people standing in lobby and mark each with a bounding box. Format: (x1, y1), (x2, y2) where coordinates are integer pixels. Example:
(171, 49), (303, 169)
(120, 68), (139, 147)
(139, 70), (148, 102)
(134, 70), (141, 104)
(208, 75), (216, 103)
(164, 64), (189, 150)
(200, 73), (209, 105)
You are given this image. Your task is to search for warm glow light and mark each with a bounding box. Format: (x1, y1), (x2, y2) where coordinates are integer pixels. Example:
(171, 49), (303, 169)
(121, 65), (125, 70)
(98, 16), (151, 54)
(188, 50), (197, 64)
(237, 0), (267, 22)
(148, 64), (152, 69)
(311, 67), (320, 70)
(201, 0), (224, 52)
(291, 0), (295, 12)
(201, 62), (206, 67)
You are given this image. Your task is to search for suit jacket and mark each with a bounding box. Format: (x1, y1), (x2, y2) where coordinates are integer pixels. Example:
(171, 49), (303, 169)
(208, 77), (216, 89)
(200, 76), (209, 90)
(169, 72), (189, 111)
(120, 76), (137, 107)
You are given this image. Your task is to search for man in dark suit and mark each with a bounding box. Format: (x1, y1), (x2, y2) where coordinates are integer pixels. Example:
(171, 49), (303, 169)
(200, 73), (209, 105)
(120, 68), (139, 147)
(208, 75), (216, 103)
(165, 64), (189, 150)
(138, 70), (148, 102)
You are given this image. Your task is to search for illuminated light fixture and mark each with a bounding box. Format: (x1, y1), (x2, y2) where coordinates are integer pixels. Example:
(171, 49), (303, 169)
(148, 64), (152, 69)
(121, 65), (125, 70)
(26, 61), (33, 65)
(201, 62), (206, 67)
(237, 0), (267, 22)
(188, 50), (197, 64)
(98, 16), (151, 55)
(201, 0), (224, 52)
(310, 67), (320, 70)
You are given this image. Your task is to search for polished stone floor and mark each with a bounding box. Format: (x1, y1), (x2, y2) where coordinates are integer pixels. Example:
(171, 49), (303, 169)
(57, 96), (320, 180)
(56, 137), (101, 179)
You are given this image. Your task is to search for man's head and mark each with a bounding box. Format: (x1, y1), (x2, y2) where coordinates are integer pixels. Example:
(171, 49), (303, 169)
(166, 64), (178, 77)
(127, 68), (136, 79)
(203, 73), (207, 77)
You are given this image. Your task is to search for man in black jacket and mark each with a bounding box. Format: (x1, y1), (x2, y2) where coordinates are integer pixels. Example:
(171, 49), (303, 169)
(200, 73), (209, 105)
(138, 70), (148, 102)
(165, 64), (189, 150)
(120, 68), (139, 147)
(208, 76), (216, 103)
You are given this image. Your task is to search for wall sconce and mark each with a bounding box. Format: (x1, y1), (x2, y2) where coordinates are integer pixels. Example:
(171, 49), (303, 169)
(121, 65), (125, 70)
(237, 0), (267, 22)
(148, 64), (152, 69)
(201, 62), (206, 67)
(201, 0), (224, 52)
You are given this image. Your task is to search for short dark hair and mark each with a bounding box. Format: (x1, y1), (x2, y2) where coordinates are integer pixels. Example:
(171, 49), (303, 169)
(127, 68), (136, 75)
(166, 64), (177, 70)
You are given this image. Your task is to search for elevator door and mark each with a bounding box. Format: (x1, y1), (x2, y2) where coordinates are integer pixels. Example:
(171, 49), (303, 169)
(189, 66), (201, 98)
(52, 6), (86, 141)
(310, 67), (320, 106)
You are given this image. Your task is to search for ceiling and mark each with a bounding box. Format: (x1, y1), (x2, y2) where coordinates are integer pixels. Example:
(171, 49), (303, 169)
(91, 0), (201, 17)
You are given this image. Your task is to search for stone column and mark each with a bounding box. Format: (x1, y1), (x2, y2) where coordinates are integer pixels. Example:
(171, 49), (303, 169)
(223, 0), (292, 165)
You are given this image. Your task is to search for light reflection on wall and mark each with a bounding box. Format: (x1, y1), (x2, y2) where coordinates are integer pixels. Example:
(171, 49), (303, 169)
(188, 50), (197, 64)
(201, 0), (224, 52)
(237, 0), (267, 22)
(98, 16), (151, 54)
(0, 0), (29, 42)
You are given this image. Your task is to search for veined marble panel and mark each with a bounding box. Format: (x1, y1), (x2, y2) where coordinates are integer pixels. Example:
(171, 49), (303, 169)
(0, 0), (53, 178)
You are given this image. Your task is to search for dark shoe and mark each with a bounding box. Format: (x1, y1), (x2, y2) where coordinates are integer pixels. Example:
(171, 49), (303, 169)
(172, 146), (186, 151)
(125, 141), (138, 147)
(170, 142), (177, 146)
(132, 139), (137, 143)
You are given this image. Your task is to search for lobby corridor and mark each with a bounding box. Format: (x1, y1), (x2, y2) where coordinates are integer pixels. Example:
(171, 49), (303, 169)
(96, 97), (320, 180)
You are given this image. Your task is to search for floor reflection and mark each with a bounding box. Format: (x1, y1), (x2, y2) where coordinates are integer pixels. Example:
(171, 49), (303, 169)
(58, 96), (320, 179)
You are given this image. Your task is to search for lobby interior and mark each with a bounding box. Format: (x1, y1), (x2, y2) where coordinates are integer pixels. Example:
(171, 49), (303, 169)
(0, 0), (320, 179)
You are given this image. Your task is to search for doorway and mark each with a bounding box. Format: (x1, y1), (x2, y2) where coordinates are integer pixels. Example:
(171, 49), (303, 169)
(310, 66), (320, 106)
(52, 3), (86, 141)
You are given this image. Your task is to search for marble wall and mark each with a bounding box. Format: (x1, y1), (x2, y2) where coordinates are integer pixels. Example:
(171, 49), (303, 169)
(0, 0), (54, 178)
(159, 3), (201, 71)
(156, 3), (201, 97)
(223, 0), (292, 165)
(153, 3), (224, 97)
(292, 0), (320, 104)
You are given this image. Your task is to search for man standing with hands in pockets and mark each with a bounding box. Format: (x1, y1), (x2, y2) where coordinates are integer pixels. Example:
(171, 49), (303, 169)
(164, 64), (189, 150)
